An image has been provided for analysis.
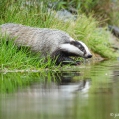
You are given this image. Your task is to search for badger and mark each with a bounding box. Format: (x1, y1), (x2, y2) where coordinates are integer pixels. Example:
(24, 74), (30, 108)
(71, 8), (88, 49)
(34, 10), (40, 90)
(0, 23), (92, 65)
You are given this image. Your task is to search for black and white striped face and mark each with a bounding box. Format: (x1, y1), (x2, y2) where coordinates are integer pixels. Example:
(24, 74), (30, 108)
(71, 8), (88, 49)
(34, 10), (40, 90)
(59, 40), (92, 58)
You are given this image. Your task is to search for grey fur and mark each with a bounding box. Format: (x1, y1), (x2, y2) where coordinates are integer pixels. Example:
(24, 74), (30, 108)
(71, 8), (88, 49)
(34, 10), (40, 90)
(0, 23), (92, 65)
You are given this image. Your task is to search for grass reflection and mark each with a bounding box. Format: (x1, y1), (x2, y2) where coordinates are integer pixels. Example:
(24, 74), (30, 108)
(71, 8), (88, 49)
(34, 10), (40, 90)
(0, 71), (82, 93)
(0, 72), (52, 93)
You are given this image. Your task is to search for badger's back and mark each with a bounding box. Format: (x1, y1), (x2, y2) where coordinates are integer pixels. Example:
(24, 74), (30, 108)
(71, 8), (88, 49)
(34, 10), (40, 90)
(0, 23), (74, 57)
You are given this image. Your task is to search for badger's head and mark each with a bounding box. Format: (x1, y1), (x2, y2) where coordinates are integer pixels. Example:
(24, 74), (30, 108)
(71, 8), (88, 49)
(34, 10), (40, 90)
(59, 40), (92, 59)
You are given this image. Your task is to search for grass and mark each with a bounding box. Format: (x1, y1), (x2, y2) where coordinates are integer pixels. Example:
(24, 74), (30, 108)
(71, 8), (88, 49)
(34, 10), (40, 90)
(109, 0), (119, 26)
(0, 0), (118, 71)
(0, 35), (55, 70)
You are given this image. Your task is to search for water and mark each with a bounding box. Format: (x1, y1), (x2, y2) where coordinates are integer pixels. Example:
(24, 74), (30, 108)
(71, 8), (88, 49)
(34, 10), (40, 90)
(0, 60), (119, 119)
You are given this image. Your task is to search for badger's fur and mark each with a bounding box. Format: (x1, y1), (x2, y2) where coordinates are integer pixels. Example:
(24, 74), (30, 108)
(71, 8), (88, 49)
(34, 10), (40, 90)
(0, 23), (92, 65)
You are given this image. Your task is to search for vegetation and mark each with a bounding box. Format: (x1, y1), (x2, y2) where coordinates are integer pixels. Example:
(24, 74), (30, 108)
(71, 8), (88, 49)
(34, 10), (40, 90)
(0, 36), (56, 70)
(0, 0), (119, 71)
(52, 0), (119, 26)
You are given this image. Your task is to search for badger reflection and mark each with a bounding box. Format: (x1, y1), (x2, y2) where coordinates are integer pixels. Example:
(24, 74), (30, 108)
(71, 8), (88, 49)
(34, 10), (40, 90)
(1, 71), (91, 119)
(42, 71), (91, 93)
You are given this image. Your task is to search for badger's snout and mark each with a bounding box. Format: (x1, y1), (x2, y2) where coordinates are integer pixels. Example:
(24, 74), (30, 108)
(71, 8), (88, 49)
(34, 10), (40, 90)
(77, 41), (92, 59)
(84, 54), (92, 59)
(83, 51), (92, 59)
(87, 54), (92, 58)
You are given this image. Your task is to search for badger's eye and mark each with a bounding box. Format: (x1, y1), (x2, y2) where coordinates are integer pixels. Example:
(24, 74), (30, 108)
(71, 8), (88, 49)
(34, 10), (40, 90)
(79, 46), (85, 52)
(70, 41), (86, 54)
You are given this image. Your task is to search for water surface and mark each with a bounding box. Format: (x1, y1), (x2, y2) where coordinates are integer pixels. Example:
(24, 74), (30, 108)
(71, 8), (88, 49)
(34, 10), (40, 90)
(0, 60), (119, 119)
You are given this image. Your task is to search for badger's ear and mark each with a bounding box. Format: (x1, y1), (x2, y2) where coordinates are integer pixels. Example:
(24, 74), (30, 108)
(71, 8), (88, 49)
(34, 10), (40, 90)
(59, 44), (84, 56)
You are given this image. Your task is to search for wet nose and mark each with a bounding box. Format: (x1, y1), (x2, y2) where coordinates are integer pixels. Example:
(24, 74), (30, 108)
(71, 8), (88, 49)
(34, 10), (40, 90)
(87, 54), (92, 58)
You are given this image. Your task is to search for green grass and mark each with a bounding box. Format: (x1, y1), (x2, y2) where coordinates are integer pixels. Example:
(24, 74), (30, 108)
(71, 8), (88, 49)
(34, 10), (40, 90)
(0, 36), (55, 70)
(0, 0), (118, 70)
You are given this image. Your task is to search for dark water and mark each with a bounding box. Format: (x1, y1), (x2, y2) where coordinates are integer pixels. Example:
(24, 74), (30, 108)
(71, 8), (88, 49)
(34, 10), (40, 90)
(0, 60), (119, 119)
